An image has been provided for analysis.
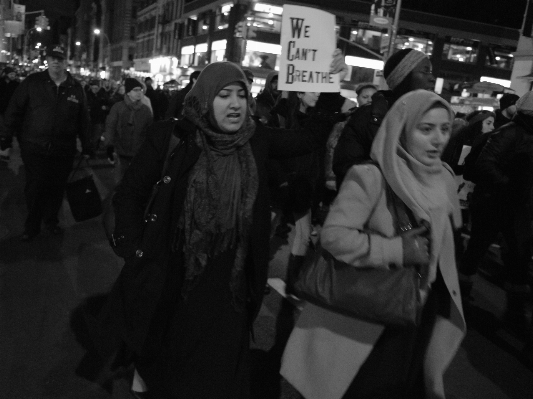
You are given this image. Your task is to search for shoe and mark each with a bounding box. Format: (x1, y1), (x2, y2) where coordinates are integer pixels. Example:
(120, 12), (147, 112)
(46, 225), (64, 235)
(20, 231), (39, 242)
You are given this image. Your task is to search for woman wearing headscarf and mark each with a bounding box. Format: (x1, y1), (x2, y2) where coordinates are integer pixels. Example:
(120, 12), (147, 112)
(92, 57), (346, 398)
(333, 48), (436, 187)
(281, 90), (465, 399)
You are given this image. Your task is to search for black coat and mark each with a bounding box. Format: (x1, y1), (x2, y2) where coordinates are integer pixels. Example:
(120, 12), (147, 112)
(473, 112), (533, 206)
(332, 90), (393, 187)
(2, 70), (90, 155)
(102, 114), (334, 357)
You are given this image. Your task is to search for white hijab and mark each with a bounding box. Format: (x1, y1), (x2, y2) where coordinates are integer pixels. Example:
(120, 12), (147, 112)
(370, 90), (461, 284)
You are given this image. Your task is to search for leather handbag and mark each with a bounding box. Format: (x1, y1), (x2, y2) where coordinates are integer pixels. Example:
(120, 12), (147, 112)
(293, 184), (424, 327)
(66, 157), (103, 222)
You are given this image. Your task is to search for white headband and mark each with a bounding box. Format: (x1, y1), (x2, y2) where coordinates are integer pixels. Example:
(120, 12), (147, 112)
(385, 50), (427, 90)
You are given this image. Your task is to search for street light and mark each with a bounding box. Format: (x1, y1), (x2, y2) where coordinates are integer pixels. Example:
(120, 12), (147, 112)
(93, 28), (111, 76)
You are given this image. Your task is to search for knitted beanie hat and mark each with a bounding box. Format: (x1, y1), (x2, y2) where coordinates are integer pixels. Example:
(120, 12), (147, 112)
(384, 49), (427, 90)
(499, 93), (519, 110)
(124, 78), (143, 94)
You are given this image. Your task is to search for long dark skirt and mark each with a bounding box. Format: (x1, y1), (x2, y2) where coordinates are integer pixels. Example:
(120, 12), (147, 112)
(136, 250), (251, 399)
(342, 270), (450, 399)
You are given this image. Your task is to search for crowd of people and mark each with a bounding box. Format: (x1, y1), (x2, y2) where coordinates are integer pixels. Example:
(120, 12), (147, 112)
(0, 43), (532, 398)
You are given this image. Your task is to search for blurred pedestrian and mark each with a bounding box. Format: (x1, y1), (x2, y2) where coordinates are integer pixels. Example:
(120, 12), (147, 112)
(494, 93), (519, 129)
(109, 84), (125, 106)
(282, 90), (465, 399)
(459, 91), (533, 335)
(103, 77), (153, 180)
(333, 48), (436, 187)
(1, 45), (92, 241)
(165, 71), (201, 119)
(87, 79), (109, 149)
(0, 66), (20, 162)
(242, 68), (256, 114)
(144, 76), (164, 121)
(255, 71), (281, 126)
(355, 83), (377, 107)
(91, 54), (346, 398)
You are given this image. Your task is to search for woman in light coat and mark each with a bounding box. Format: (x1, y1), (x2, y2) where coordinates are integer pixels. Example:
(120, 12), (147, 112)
(281, 90), (466, 399)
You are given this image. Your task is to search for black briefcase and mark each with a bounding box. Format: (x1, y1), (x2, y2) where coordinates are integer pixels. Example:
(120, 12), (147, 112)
(66, 158), (103, 222)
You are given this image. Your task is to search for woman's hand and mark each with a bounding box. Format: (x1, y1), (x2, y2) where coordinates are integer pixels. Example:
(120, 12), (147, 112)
(401, 226), (430, 266)
(330, 48), (349, 82)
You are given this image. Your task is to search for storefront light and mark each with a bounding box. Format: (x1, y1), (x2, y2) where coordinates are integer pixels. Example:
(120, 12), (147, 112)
(181, 45), (194, 55)
(211, 40), (227, 51)
(246, 41), (281, 55)
(196, 43), (207, 53)
(480, 76), (511, 88)
(345, 56), (384, 70)
(254, 3), (283, 15)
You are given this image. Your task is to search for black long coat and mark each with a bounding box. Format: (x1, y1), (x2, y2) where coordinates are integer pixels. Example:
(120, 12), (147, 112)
(98, 114), (334, 358)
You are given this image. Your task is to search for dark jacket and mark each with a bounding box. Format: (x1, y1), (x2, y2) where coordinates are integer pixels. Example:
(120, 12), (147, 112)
(103, 113), (334, 357)
(494, 109), (512, 129)
(164, 83), (193, 119)
(87, 89), (109, 125)
(0, 78), (19, 114)
(2, 69), (90, 155)
(104, 96), (153, 158)
(333, 90), (393, 187)
(255, 72), (280, 127)
(472, 112), (533, 205)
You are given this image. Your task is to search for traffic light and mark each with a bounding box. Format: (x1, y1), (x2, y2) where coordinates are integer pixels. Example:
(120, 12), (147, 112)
(234, 21), (244, 38)
(35, 15), (49, 30)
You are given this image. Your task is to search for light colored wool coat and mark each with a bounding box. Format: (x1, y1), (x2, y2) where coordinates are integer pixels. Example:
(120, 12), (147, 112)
(281, 164), (466, 399)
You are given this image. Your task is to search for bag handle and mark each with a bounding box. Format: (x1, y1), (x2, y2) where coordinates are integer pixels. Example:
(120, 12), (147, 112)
(68, 156), (91, 182)
(386, 184), (418, 234)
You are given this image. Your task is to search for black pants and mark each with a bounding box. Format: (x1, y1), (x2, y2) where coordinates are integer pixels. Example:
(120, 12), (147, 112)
(461, 192), (532, 285)
(21, 149), (74, 234)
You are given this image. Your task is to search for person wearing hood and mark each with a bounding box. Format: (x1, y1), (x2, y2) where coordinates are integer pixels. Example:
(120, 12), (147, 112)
(333, 48), (436, 188)
(255, 70), (281, 126)
(164, 70), (201, 119)
(281, 90), (465, 399)
(103, 77), (153, 180)
(89, 53), (347, 398)
(459, 91), (533, 340)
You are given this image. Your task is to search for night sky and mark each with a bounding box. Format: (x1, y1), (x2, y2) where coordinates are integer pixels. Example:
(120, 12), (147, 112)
(20, 0), (529, 30)
(369, 0), (528, 29)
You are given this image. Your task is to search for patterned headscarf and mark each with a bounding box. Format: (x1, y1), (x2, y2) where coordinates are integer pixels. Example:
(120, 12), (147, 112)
(179, 62), (258, 309)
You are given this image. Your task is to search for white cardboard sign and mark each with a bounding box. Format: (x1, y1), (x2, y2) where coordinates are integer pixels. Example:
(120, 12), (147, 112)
(278, 5), (339, 92)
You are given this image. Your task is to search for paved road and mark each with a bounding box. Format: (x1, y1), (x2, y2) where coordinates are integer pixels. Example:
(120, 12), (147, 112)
(0, 141), (532, 398)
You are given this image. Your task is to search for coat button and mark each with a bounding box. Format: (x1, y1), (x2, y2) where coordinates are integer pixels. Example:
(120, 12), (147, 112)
(163, 176), (171, 184)
(150, 214), (157, 222)
(135, 249), (144, 258)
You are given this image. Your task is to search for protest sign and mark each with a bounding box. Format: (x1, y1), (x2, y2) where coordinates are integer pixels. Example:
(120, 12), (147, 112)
(278, 5), (339, 92)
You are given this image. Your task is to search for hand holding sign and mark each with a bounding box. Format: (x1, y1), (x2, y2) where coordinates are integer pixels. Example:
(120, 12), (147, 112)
(330, 48), (349, 82)
(279, 5), (342, 92)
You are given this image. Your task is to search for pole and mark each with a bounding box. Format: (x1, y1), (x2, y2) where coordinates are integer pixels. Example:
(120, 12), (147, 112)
(386, 0), (402, 60)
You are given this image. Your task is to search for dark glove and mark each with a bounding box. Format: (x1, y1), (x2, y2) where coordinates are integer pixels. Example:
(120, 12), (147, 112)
(106, 145), (115, 159)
